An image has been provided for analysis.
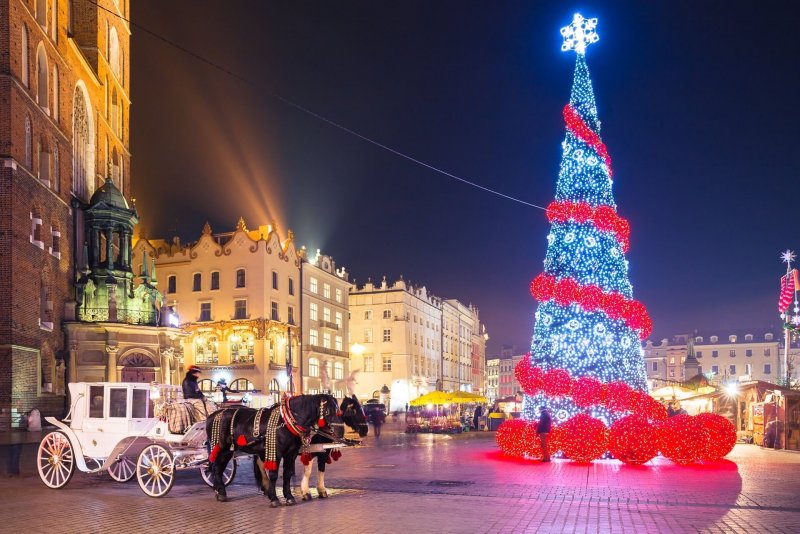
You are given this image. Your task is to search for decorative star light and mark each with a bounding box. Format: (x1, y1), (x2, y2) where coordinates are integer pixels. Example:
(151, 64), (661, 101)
(561, 13), (599, 54)
(781, 249), (796, 264)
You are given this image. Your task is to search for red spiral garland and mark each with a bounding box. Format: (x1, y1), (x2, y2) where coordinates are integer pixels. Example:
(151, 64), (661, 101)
(545, 200), (630, 253)
(528, 273), (652, 340)
(563, 104), (612, 177)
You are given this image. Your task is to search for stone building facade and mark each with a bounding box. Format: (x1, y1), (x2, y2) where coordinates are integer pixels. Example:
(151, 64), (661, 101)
(0, 0), (131, 429)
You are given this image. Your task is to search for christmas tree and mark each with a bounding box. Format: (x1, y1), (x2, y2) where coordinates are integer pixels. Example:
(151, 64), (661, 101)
(523, 14), (650, 425)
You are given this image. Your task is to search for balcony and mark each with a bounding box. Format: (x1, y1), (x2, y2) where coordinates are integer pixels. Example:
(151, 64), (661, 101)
(304, 344), (349, 358)
(318, 320), (339, 330)
(393, 315), (408, 321)
(78, 307), (157, 326)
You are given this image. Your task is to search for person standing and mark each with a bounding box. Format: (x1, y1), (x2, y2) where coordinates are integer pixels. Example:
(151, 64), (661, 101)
(370, 408), (386, 437)
(182, 365), (205, 400)
(473, 405), (483, 430)
(538, 405), (552, 462)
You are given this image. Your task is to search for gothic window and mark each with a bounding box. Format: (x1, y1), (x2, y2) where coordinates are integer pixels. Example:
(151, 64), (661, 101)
(51, 0), (58, 42)
(52, 145), (59, 192)
(111, 147), (120, 185)
(111, 89), (119, 136)
(52, 64), (59, 120)
(37, 44), (49, 111)
(38, 136), (50, 184)
(36, 0), (47, 28)
(72, 85), (94, 199)
(40, 275), (53, 330)
(24, 116), (32, 168)
(22, 25), (29, 87)
(109, 27), (121, 79)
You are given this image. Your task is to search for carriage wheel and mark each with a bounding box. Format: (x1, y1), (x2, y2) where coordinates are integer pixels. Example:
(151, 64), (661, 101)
(201, 457), (237, 488)
(37, 431), (76, 489)
(108, 456), (136, 482)
(136, 444), (175, 497)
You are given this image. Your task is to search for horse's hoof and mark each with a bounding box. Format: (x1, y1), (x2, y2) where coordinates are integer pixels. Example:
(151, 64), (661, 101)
(269, 500), (281, 508)
(285, 497), (297, 506)
(318, 491), (328, 499)
(302, 493), (313, 501)
(215, 493), (227, 502)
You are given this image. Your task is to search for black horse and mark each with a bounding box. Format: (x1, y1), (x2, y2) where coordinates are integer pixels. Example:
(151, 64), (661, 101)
(206, 394), (343, 504)
(298, 395), (369, 500)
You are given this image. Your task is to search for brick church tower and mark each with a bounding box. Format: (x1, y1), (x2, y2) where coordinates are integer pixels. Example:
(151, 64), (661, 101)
(0, 1), (131, 429)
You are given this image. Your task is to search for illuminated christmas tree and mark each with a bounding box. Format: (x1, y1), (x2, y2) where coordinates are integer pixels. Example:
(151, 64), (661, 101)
(523, 14), (651, 425)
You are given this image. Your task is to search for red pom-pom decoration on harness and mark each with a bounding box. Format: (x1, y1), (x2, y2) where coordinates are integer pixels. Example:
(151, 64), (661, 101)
(209, 444), (221, 463)
(236, 435), (248, 447)
(300, 452), (313, 466)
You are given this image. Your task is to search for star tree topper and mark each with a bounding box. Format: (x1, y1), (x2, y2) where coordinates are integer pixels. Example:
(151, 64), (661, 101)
(560, 13), (599, 54)
(781, 249), (796, 265)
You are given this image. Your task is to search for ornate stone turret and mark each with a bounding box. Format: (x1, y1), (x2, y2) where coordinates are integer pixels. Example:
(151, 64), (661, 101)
(75, 178), (161, 325)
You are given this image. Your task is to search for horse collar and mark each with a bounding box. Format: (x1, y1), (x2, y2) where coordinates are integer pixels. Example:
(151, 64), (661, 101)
(280, 395), (308, 438)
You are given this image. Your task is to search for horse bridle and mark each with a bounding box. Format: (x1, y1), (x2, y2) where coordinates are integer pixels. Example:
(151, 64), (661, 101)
(280, 395), (348, 445)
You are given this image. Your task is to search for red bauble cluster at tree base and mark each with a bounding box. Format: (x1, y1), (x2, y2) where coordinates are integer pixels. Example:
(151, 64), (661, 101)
(609, 414), (660, 465)
(514, 355), (545, 395)
(559, 414), (609, 463)
(528, 273), (652, 339)
(695, 413), (737, 461)
(658, 414), (710, 465)
(495, 419), (540, 458)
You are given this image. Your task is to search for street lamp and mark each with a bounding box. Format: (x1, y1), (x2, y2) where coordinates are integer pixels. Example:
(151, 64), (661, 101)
(350, 343), (365, 357)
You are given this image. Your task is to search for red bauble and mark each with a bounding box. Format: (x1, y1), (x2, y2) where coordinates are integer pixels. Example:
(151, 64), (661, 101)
(554, 278), (581, 306)
(695, 413), (736, 461)
(659, 414), (710, 465)
(572, 376), (604, 408)
(515, 356), (545, 395)
(545, 201), (569, 223)
(578, 284), (604, 312)
(495, 419), (539, 458)
(603, 292), (629, 320)
(542, 368), (572, 397)
(530, 273), (556, 301)
(609, 415), (659, 465)
(604, 381), (635, 413)
(560, 414), (609, 463)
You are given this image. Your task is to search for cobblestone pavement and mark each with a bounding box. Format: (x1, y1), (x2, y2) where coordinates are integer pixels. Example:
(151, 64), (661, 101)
(2, 421), (799, 533)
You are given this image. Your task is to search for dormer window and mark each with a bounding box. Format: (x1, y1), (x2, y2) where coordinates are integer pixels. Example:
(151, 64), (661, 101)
(729, 335), (737, 343)
(710, 336), (718, 343)
(765, 333), (774, 341)
(745, 334), (753, 341)
(695, 336), (703, 343)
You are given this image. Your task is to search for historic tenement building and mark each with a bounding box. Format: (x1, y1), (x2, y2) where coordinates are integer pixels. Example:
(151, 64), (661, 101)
(1, 0), (132, 429)
(348, 277), (487, 411)
(301, 250), (352, 398)
(133, 219), (303, 401)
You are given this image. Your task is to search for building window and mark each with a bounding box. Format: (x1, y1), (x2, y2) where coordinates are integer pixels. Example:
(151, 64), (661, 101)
(729, 365), (736, 375)
(210, 271), (219, 290)
(765, 349), (771, 357)
(383, 309), (391, 319)
(335, 288), (342, 303)
(696, 351), (702, 358)
(765, 333), (774, 341)
(271, 301), (279, 321)
(235, 269), (246, 288)
(36, 0), (47, 27)
(52, 66), (60, 119)
(199, 302), (212, 322)
(230, 333), (255, 363)
(364, 328), (373, 343)
(288, 277), (294, 296)
(49, 227), (60, 258)
(335, 311), (342, 328)
(651, 361), (658, 372)
(323, 283), (330, 299)
(729, 350), (736, 358)
(745, 334), (753, 341)
(323, 307), (331, 323)
(72, 85), (93, 199)
(234, 299), (247, 320)
(745, 349), (753, 357)
(109, 27), (121, 79)
(37, 44), (49, 111)
(764, 364), (772, 375)
(309, 358), (319, 377)
(288, 306), (295, 325)
(272, 271), (278, 290)
(364, 310), (373, 320)
(712, 350), (719, 358)
(309, 303), (318, 321)
(323, 333), (331, 349)
(364, 355), (374, 372)
(383, 329), (391, 342)
(310, 277), (318, 294)
(22, 25), (29, 87)
(334, 361), (344, 380)
(669, 357), (675, 365)
(382, 355), (392, 372)
(711, 365), (719, 375)
(193, 273), (202, 292)
(335, 335), (343, 352)
(710, 336), (718, 343)
(30, 211), (43, 248)
(167, 275), (176, 294)
(24, 116), (32, 168)
(196, 336), (218, 364)
(310, 329), (318, 346)
(52, 145), (59, 192)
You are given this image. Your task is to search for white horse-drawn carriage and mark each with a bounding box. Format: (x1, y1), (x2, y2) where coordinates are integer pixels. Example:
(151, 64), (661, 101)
(37, 381), (239, 497)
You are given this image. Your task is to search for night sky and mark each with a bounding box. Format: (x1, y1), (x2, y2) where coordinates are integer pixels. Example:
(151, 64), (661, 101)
(130, 2), (799, 355)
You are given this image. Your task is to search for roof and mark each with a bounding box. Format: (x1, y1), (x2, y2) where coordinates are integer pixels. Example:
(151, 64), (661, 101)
(89, 178), (129, 210)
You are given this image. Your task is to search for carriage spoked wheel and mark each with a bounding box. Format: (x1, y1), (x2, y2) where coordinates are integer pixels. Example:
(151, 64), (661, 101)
(108, 456), (136, 482)
(37, 431), (76, 489)
(200, 458), (237, 488)
(136, 444), (175, 497)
